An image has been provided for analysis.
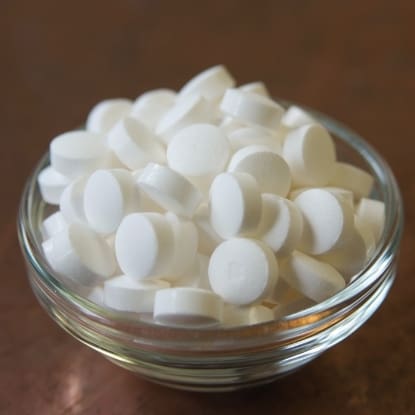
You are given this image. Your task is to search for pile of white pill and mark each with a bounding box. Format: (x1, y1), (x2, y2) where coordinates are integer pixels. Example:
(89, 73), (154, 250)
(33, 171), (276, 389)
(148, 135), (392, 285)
(38, 65), (385, 328)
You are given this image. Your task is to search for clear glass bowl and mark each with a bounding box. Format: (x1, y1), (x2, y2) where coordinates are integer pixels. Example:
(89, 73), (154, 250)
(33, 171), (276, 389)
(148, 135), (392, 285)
(17, 105), (404, 392)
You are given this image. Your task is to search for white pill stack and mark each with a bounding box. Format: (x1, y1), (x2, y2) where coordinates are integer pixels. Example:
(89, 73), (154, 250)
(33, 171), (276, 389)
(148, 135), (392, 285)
(38, 65), (385, 328)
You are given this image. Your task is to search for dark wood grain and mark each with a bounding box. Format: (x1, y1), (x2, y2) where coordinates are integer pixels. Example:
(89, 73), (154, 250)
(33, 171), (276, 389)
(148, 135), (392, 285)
(1, 1), (414, 414)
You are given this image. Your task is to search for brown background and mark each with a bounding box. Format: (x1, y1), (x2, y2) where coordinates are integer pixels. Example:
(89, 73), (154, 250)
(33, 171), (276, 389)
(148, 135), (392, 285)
(1, 1), (414, 414)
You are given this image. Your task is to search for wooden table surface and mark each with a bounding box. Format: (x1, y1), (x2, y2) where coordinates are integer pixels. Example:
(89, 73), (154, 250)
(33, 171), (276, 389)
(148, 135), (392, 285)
(1, 1), (414, 414)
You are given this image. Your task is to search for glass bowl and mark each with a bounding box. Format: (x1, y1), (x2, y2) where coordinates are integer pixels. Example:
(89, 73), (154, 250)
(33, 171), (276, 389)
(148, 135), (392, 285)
(17, 104), (404, 392)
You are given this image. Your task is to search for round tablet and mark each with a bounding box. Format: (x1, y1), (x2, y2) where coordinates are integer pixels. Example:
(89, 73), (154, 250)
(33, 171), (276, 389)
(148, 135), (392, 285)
(258, 194), (303, 256)
(178, 65), (235, 101)
(107, 116), (165, 170)
(220, 89), (284, 131)
(42, 222), (116, 286)
(167, 123), (230, 178)
(209, 172), (262, 238)
(137, 163), (202, 218)
(328, 162), (374, 200)
(50, 131), (108, 179)
(280, 251), (345, 302)
(59, 176), (88, 224)
(38, 166), (70, 205)
(86, 98), (132, 134)
(84, 169), (140, 234)
(355, 197), (385, 243)
(281, 105), (315, 128)
(130, 89), (176, 131)
(228, 145), (291, 196)
(294, 189), (354, 255)
(104, 275), (170, 313)
(154, 287), (223, 327)
(239, 81), (270, 97)
(317, 228), (367, 281)
(208, 238), (279, 305)
(156, 94), (211, 143)
(115, 212), (175, 280)
(282, 123), (336, 187)
(41, 211), (68, 240)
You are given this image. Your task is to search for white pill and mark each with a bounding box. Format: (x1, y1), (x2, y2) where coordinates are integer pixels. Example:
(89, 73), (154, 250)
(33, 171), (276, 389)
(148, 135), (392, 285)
(228, 127), (283, 154)
(156, 94), (211, 143)
(289, 186), (354, 209)
(280, 251), (345, 302)
(223, 304), (274, 327)
(115, 213), (175, 280)
(354, 215), (377, 258)
(355, 197), (385, 243)
(294, 188), (354, 255)
(167, 123), (230, 179)
(283, 123), (336, 187)
(83, 169), (141, 234)
(193, 203), (223, 255)
(228, 145), (291, 196)
(317, 227), (367, 281)
(50, 131), (108, 179)
(41, 211), (68, 240)
(86, 98), (132, 134)
(107, 117), (165, 170)
(258, 194), (303, 256)
(137, 163), (202, 218)
(220, 89), (284, 131)
(209, 172), (262, 238)
(86, 285), (105, 306)
(59, 176), (87, 224)
(130, 89), (176, 131)
(154, 287), (223, 327)
(209, 238), (279, 306)
(328, 162), (374, 200)
(281, 105), (316, 128)
(164, 212), (198, 280)
(239, 81), (270, 97)
(42, 222), (116, 286)
(104, 275), (170, 313)
(178, 65), (235, 102)
(38, 166), (71, 205)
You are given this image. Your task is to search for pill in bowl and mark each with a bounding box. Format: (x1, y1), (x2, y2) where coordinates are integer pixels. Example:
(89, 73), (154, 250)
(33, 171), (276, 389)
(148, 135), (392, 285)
(18, 65), (403, 391)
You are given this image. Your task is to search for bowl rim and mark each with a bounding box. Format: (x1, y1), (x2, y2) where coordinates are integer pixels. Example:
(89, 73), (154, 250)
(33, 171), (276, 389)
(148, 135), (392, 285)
(17, 102), (404, 344)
